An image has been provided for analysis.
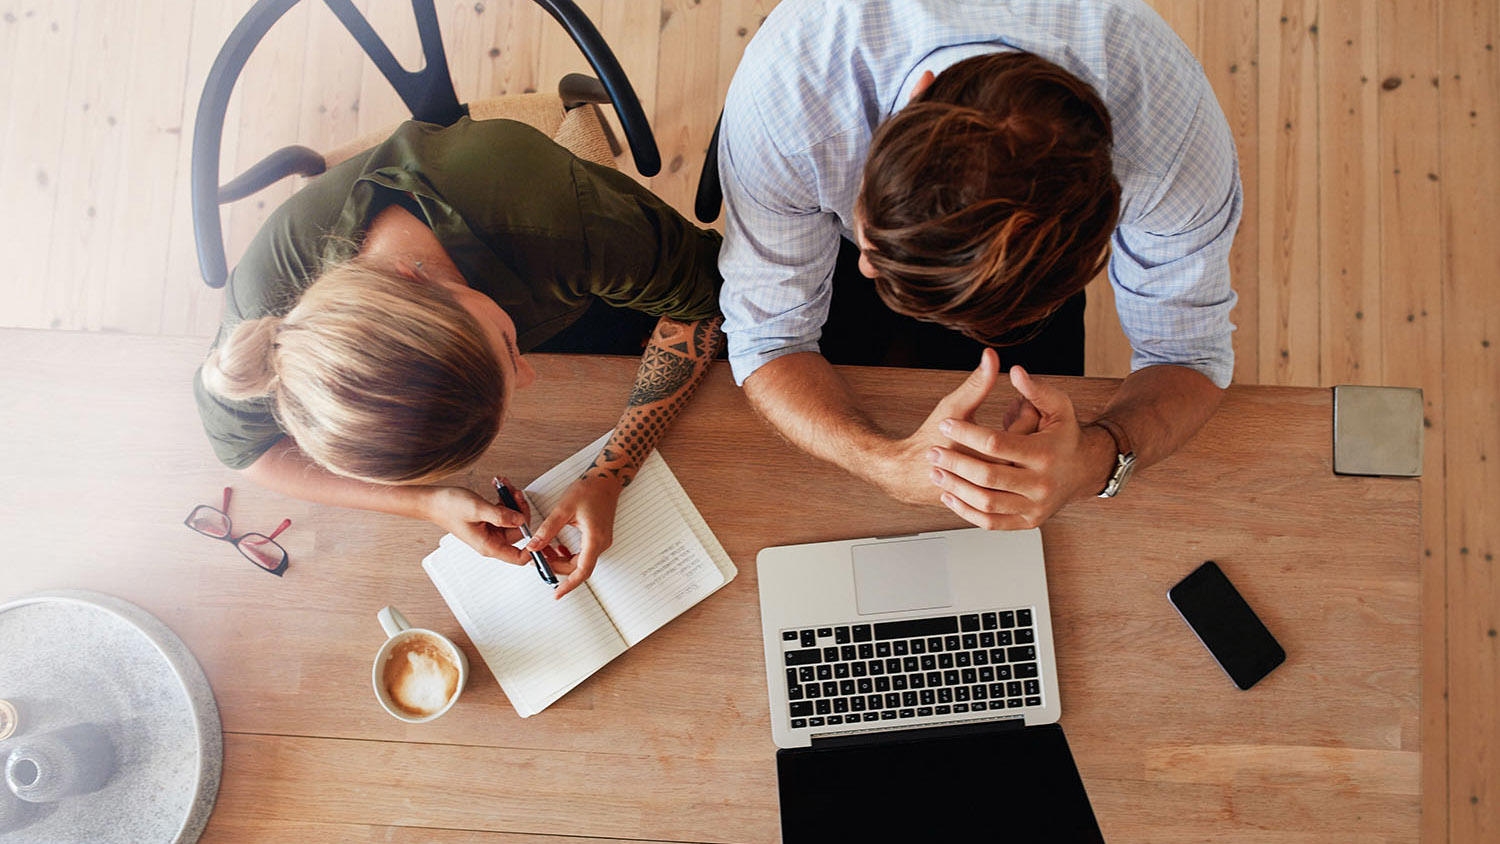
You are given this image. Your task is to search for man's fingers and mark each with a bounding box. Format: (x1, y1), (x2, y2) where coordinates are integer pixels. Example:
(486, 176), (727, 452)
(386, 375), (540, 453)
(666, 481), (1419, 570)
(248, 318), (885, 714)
(939, 490), (1033, 532)
(1006, 400), (1041, 435)
(935, 348), (1000, 423)
(927, 447), (1040, 498)
(938, 418), (1043, 466)
(1008, 366), (1075, 423)
(930, 467), (1034, 521)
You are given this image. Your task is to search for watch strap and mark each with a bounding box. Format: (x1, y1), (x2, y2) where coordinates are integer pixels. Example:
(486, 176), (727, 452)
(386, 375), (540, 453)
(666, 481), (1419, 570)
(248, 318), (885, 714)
(1092, 417), (1133, 458)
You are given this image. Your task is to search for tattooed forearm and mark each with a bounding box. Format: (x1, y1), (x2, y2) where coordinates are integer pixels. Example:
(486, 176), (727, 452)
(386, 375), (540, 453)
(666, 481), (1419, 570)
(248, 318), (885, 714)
(585, 315), (724, 485)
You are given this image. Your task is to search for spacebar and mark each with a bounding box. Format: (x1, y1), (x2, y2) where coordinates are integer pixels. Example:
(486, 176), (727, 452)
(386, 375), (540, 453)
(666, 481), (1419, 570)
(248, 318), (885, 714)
(873, 616), (958, 639)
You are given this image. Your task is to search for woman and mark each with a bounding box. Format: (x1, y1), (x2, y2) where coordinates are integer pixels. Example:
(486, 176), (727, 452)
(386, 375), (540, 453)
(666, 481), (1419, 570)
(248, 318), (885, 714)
(196, 117), (724, 598)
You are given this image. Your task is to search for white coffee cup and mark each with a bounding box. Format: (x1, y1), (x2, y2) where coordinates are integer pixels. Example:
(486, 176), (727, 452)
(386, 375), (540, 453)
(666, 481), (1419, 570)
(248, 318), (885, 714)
(372, 607), (469, 723)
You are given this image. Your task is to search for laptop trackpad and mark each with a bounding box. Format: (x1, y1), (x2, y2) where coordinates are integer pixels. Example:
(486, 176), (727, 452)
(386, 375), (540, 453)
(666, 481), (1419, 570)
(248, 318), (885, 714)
(852, 538), (953, 616)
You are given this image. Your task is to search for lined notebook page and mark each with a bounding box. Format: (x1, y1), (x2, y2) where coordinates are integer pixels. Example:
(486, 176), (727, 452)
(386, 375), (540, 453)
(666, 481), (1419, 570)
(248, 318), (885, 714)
(422, 534), (626, 717)
(524, 433), (738, 646)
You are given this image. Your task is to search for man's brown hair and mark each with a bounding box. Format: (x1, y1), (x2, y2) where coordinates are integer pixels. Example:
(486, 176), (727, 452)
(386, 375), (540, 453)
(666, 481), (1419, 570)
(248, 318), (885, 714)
(858, 52), (1120, 344)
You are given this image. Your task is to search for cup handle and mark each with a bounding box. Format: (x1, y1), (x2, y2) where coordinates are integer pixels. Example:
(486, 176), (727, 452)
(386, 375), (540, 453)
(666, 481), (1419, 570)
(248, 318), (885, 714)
(377, 607), (411, 639)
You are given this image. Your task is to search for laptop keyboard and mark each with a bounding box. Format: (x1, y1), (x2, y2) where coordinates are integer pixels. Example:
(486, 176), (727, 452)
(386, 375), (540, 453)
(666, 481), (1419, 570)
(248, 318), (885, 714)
(780, 609), (1042, 730)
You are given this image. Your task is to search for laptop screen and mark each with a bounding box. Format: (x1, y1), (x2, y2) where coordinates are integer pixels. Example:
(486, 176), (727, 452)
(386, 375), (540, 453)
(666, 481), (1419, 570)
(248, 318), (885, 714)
(777, 722), (1104, 842)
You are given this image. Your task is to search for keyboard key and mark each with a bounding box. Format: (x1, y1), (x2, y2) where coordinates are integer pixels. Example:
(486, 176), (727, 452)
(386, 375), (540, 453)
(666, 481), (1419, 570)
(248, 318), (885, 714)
(866, 694), (883, 710)
(903, 691), (918, 707)
(891, 675), (908, 691)
(938, 654), (954, 669)
(835, 626), (851, 644)
(800, 630), (816, 647)
(823, 647), (839, 662)
(1013, 662), (1039, 679)
(850, 696), (866, 711)
(892, 640), (908, 656)
(920, 689), (935, 705)
(790, 702), (813, 717)
(980, 632), (995, 648)
(799, 666), (815, 683)
(862, 712), (879, 722)
(921, 655), (937, 671)
(1017, 609), (1033, 626)
(996, 665), (1013, 680)
(791, 718), (807, 728)
(991, 683), (1009, 699)
(873, 616), (956, 640)
(1025, 680), (1040, 696)
(955, 652), (971, 667)
(943, 670), (960, 686)
(827, 714), (843, 725)
(841, 645), (857, 661)
(858, 678), (873, 694)
(817, 627), (832, 638)
(786, 648), (821, 666)
(981, 612), (998, 630)
(960, 614), (980, 632)
(937, 688), (953, 704)
(910, 639), (926, 654)
(1008, 645), (1037, 663)
(1016, 628), (1035, 645)
(853, 624), (873, 642)
(860, 644), (876, 660)
(786, 668), (798, 685)
(1025, 696), (1042, 707)
(936, 705), (952, 715)
(971, 684), (987, 700)
(869, 660), (885, 676)
(875, 677), (890, 692)
(979, 666), (995, 682)
(876, 642), (891, 658)
(909, 673), (925, 689)
(927, 636), (943, 652)
(989, 648), (1006, 663)
(815, 700), (831, 715)
(1007, 681), (1023, 697)
(817, 665), (832, 681)
(973, 650), (989, 666)
(809, 717), (825, 726)
(899, 708), (916, 719)
(834, 663), (849, 679)
(999, 611), (1015, 629)
(917, 706), (934, 717)
(886, 658), (902, 673)
(788, 686), (803, 700)
(926, 671), (942, 687)
(903, 657), (919, 673)
(783, 630), (799, 641)
(953, 703), (969, 713)
(885, 693), (900, 708)
(972, 701), (988, 711)
(840, 680), (856, 696)
(961, 668), (977, 685)
(945, 635), (962, 651)
(822, 682), (838, 697)
(1006, 698), (1024, 709)
(851, 662), (867, 677)
(954, 687), (970, 702)
(962, 634), (977, 650)
(805, 684), (821, 699)
(834, 697), (849, 713)
(997, 631), (1013, 646)
(880, 710), (897, 720)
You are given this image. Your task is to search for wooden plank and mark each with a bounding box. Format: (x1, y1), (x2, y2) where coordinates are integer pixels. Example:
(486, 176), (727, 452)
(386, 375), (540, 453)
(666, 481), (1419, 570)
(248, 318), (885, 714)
(201, 816), (685, 844)
(650, 0), (720, 217)
(1201, 0), (1261, 385)
(1376, 0), (1447, 839)
(355, 0), (421, 137)
(440, 0), (487, 106)
(1438, 0), (1500, 839)
(0, 0), (79, 330)
(1318, 0), (1382, 386)
(159, 0), (252, 337)
(95, 0), (196, 335)
(297, 0), (368, 154)
(597, 0), (662, 182)
(475, 0), (544, 99)
(0, 330), (1424, 840)
(1258, 0), (1321, 386)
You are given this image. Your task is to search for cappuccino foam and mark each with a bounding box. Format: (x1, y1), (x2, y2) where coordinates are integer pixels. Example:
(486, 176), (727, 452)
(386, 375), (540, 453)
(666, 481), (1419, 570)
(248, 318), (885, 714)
(382, 635), (460, 717)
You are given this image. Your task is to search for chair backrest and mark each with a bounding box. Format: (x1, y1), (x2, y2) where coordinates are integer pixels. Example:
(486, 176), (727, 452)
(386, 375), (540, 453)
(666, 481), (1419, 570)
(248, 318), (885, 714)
(191, 0), (660, 289)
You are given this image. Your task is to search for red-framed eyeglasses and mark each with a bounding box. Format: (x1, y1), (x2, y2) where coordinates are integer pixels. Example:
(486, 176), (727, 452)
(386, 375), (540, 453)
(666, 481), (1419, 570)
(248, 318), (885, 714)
(184, 487), (291, 576)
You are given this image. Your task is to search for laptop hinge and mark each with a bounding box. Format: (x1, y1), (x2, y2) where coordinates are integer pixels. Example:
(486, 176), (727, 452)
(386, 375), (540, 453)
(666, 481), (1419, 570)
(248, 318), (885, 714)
(808, 715), (1025, 749)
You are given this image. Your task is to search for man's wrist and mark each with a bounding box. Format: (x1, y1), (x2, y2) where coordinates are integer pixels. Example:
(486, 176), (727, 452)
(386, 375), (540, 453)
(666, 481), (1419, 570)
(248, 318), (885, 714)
(1078, 423), (1120, 498)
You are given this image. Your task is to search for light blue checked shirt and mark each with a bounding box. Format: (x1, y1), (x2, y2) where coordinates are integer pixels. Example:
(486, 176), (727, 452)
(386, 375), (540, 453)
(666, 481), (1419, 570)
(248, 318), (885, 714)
(718, 0), (1241, 387)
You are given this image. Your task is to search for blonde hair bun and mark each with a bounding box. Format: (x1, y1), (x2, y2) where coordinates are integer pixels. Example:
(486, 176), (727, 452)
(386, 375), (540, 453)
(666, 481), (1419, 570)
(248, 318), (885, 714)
(201, 316), (282, 400)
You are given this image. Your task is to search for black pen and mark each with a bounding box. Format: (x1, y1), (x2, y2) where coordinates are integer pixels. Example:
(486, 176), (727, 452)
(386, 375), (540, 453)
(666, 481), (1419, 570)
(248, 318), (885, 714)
(493, 478), (559, 587)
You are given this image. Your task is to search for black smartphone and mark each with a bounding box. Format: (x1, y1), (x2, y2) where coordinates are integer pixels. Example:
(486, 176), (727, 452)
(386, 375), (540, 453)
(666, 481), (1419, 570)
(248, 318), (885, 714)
(1168, 561), (1285, 690)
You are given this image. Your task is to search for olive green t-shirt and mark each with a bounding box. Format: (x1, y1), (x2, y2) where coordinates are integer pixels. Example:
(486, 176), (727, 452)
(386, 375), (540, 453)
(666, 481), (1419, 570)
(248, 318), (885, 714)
(194, 117), (723, 470)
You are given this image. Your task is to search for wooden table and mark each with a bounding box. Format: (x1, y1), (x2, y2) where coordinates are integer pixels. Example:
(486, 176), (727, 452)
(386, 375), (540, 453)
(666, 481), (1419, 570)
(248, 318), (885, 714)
(0, 329), (1421, 843)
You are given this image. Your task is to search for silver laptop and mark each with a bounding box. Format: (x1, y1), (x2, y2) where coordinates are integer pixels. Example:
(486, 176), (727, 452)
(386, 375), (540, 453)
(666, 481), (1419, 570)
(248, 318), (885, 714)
(759, 526), (1062, 747)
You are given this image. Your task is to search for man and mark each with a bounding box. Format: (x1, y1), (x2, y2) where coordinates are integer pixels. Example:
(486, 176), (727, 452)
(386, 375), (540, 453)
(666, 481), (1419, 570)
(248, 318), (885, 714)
(717, 0), (1240, 528)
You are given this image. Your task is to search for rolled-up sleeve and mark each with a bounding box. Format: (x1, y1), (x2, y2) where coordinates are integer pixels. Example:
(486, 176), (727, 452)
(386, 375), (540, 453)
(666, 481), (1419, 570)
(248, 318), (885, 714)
(717, 91), (846, 385)
(1109, 94), (1242, 389)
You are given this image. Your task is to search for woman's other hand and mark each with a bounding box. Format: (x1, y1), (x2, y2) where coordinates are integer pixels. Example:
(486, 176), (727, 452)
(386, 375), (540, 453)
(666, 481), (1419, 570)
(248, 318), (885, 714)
(423, 484), (567, 565)
(524, 475), (624, 599)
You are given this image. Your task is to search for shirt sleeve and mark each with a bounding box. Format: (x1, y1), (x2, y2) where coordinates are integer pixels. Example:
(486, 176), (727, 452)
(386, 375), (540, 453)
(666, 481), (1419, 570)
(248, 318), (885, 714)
(570, 157), (724, 322)
(716, 92), (846, 385)
(1109, 93), (1242, 389)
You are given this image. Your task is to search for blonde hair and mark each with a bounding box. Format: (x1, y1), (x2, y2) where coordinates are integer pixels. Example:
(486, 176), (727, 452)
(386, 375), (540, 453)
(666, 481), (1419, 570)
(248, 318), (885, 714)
(201, 261), (506, 484)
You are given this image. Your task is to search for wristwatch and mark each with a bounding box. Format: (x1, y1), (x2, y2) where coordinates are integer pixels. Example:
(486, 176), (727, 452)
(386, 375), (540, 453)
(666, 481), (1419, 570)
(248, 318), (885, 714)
(1092, 418), (1138, 499)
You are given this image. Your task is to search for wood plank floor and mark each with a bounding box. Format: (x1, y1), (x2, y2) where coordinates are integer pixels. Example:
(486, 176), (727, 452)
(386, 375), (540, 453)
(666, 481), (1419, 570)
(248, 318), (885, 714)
(0, 0), (1493, 840)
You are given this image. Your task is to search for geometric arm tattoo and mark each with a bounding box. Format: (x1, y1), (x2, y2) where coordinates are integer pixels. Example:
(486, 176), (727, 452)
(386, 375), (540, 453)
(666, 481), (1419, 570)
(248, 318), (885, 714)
(583, 314), (725, 486)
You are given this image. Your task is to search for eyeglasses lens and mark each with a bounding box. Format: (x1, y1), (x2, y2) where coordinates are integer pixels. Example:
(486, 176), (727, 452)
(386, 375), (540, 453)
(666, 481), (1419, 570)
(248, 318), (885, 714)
(187, 507), (231, 538)
(238, 535), (285, 571)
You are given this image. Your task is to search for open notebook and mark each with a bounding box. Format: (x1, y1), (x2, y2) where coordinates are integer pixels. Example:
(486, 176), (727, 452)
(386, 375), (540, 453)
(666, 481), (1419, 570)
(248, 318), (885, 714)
(422, 433), (737, 717)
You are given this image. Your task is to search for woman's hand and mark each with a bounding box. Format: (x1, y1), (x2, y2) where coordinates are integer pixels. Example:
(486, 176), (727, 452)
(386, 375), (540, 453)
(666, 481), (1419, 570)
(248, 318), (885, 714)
(524, 474), (625, 599)
(422, 484), (568, 566)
